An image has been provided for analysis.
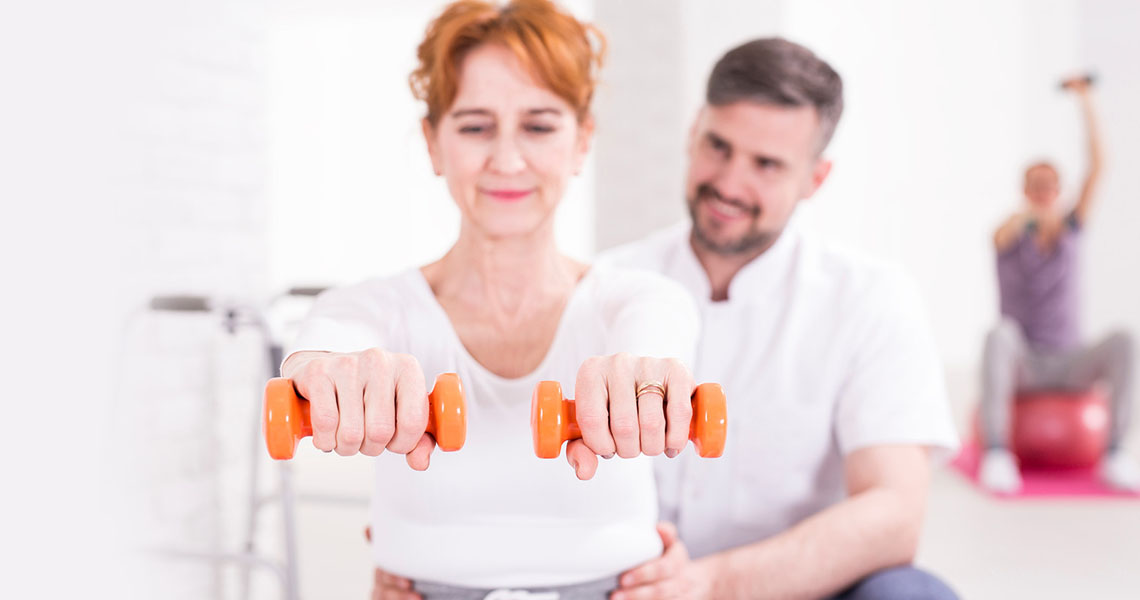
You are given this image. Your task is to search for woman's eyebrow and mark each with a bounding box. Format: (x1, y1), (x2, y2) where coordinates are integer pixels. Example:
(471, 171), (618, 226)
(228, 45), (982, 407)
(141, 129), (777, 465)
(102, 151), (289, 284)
(450, 108), (493, 118)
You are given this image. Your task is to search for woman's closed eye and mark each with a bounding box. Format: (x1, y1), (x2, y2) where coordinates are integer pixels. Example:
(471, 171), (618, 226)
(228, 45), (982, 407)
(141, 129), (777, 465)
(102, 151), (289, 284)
(523, 122), (557, 134)
(458, 122), (494, 135)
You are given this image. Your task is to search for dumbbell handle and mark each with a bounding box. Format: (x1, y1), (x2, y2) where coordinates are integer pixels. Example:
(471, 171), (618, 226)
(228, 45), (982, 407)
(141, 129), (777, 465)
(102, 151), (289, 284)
(263, 373), (466, 460)
(531, 382), (727, 459)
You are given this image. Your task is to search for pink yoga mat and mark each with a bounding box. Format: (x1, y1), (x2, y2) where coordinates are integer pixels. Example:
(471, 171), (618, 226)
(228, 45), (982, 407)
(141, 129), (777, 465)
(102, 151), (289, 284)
(951, 439), (1140, 499)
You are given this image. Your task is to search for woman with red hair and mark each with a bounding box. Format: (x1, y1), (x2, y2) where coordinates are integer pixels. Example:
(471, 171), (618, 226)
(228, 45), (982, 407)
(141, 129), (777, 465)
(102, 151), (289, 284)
(283, 1), (700, 597)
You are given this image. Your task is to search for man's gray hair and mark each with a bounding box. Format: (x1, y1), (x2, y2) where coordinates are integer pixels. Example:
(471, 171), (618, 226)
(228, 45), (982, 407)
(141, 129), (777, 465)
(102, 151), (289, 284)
(707, 38), (844, 153)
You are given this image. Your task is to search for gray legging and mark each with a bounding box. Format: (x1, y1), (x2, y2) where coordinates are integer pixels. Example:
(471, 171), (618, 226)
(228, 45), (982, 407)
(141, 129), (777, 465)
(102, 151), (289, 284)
(412, 576), (618, 600)
(981, 317), (1134, 451)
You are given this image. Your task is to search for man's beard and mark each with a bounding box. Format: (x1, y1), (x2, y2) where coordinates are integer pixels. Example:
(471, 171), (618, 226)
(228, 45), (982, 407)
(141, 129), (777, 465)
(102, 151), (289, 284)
(687, 183), (776, 255)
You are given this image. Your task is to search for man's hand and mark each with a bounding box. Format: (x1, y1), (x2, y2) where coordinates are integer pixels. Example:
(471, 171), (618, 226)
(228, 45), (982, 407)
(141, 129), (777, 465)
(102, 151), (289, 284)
(612, 522), (716, 600)
(371, 568), (419, 600)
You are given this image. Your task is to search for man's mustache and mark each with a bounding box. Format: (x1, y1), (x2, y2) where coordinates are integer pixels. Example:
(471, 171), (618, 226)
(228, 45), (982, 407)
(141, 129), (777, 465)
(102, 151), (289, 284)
(696, 184), (761, 218)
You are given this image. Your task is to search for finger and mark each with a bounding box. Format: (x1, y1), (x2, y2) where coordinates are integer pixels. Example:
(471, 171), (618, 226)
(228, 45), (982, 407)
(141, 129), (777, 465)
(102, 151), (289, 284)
(607, 353), (640, 459)
(574, 356), (616, 458)
(376, 588), (421, 600)
(405, 432), (436, 471)
(662, 359), (695, 457)
(565, 439), (598, 480)
(614, 580), (678, 600)
(619, 556), (667, 588)
(334, 360), (366, 456)
(656, 521), (679, 548)
(377, 570), (414, 591)
(388, 355), (428, 454)
(361, 355), (396, 456)
(636, 358), (667, 457)
(297, 368), (338, 452)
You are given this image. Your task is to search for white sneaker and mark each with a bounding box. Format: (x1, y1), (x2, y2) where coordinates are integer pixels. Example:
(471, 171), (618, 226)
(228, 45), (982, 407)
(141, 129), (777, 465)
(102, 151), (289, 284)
(979, 448), (1022, 494)
(1100, 450), (1140, 492)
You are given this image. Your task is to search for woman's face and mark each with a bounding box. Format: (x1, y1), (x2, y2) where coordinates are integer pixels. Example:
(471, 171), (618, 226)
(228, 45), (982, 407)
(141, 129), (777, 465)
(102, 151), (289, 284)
(424, 44), (592, 240)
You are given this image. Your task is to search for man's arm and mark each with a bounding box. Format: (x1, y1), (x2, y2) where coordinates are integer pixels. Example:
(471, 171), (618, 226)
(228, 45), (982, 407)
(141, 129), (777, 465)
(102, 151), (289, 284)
(1069, 79), (1103, 226)
(702, 445), (930, 600)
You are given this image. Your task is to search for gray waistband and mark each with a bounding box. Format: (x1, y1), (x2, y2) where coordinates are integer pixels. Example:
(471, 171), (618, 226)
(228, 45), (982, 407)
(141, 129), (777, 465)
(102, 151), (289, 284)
(413, 575), (620, 600)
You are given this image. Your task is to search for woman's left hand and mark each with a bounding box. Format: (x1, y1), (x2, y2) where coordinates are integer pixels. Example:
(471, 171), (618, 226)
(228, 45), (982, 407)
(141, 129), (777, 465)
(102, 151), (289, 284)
(565, 353), (694, 479)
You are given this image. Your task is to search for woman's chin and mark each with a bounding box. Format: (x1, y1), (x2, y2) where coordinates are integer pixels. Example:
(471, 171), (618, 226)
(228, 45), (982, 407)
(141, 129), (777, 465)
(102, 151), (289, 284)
(469, 216), (550, 241)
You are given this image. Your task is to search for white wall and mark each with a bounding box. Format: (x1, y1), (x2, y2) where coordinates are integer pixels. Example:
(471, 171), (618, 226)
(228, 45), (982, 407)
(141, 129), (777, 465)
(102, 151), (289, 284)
(5, 0), (276, 598)
(1080, 0), (1140, 361)
(783, 0), (1083, 375)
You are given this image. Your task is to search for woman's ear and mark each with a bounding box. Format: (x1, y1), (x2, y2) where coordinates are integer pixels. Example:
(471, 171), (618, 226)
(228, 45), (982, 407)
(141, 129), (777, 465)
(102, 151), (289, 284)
(422, 118), (442, 176)
(573, 115), (595, 175)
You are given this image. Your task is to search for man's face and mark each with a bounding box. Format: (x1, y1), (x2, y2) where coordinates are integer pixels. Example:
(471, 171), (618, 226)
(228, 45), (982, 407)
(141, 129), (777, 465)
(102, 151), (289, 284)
(685, 102), (831, 255)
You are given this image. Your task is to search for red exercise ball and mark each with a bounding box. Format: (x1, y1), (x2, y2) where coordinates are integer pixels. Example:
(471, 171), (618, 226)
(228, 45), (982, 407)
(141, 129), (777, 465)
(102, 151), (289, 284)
(1010, 390), (1109, 469)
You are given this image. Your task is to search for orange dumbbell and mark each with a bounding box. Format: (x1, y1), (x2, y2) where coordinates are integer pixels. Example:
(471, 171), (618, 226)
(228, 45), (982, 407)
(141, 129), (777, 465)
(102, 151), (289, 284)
(263, 373), (467, 460)
(530, 381), (727, 459)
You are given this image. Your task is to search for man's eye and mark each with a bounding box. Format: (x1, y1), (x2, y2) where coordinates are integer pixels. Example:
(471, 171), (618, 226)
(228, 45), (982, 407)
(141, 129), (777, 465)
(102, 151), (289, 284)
(755, 158), (778, 170)
(459, 124), (491, 134)
(525, 124), (555, 134)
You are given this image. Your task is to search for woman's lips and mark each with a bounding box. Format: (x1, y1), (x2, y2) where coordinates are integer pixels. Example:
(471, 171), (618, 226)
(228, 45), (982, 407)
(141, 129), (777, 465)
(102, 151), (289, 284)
(481, 188), (534, 202)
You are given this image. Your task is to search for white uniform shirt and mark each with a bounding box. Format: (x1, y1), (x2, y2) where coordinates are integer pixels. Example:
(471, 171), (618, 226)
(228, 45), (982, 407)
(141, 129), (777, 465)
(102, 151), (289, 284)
(290, 264), (699, 587)
(600, 221), (959, 559)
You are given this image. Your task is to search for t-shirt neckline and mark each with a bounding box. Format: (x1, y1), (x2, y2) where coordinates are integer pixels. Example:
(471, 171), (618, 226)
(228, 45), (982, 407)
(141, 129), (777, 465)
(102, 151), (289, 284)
(408, 266), (595, 386)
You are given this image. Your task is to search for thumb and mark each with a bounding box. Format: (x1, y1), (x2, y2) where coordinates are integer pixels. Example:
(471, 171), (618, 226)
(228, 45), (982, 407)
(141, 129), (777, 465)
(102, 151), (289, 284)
(565, 439), (599, 480)
(405, 432), (436, 471)
(657, 521), (679, 548)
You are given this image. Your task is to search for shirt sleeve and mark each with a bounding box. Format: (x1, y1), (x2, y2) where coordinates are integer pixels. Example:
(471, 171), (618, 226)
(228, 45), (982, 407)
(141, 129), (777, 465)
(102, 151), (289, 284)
(600, 268), (700, 368)
(288, 282), (397, 360)
(833, 267), (960, 462)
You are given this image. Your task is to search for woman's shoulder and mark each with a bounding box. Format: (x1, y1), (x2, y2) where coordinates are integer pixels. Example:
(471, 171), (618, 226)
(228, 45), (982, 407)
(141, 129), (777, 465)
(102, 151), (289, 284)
(309, 268), (427, 322)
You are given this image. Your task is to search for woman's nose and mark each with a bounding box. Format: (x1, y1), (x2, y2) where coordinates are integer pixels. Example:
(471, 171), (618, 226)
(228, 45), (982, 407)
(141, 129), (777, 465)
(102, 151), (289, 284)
(488, 135), (527, 174)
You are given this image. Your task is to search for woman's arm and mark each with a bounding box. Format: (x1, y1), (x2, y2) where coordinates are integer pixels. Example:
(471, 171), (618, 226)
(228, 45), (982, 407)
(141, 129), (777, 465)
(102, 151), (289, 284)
(993, 211), (1029, 253)
(1070, 80), (1103, 227)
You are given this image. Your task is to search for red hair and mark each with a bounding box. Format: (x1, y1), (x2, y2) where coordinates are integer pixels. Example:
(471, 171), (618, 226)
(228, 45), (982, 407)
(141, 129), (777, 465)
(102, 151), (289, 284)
(410, 0), (606, 125)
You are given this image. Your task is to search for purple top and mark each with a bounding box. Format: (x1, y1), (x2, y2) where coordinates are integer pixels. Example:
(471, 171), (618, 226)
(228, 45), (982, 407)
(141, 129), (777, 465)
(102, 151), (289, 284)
(996, 214), (1081, 351)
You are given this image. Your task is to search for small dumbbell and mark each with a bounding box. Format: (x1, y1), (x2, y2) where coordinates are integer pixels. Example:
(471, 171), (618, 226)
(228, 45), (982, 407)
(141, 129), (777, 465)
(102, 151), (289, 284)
(1059, 73), (1096, 90)
(263, 373), (467, 460)
(530, 381), (727, 459)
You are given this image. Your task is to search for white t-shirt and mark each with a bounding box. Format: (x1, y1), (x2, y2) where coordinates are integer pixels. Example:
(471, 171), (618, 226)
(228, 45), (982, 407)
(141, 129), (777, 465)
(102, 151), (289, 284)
(599, 221), (959, 560)
(290, 263), (699, 587)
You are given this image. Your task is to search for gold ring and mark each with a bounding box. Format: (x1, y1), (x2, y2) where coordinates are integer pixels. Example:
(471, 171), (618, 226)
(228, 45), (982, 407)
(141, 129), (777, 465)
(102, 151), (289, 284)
(635, 381), (666, 401)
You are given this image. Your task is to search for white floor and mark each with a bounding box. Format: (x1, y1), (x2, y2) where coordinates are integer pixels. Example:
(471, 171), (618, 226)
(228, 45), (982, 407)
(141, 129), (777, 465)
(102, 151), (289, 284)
(918, 465), (1140, 600)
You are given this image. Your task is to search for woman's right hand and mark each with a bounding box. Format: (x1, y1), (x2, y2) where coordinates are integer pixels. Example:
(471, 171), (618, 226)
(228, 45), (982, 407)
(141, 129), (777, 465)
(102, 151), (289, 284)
(281, 349), (436, 469)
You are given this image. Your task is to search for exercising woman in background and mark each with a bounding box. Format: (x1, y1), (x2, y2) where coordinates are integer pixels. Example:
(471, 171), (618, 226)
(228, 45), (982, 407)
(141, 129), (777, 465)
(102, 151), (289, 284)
(980, 75), (1138, 494)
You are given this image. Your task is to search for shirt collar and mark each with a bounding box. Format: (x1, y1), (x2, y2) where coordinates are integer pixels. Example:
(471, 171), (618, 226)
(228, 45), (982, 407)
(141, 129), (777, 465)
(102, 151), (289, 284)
(673, 215), (800, 306)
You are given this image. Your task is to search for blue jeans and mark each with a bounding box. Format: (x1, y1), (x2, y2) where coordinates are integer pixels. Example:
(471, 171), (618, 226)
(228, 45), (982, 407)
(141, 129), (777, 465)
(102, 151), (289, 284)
(832, 566), (958, 600)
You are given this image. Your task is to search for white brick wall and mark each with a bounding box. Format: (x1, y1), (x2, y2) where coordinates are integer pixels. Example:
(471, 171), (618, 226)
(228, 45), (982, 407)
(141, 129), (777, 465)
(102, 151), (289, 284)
(111, 1), (276, 598)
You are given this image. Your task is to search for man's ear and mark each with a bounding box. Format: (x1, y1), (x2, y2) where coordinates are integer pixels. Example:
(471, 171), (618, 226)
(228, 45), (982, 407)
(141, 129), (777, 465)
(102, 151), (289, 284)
(803, 157), (833, 199)
(421, 118), (442, 176)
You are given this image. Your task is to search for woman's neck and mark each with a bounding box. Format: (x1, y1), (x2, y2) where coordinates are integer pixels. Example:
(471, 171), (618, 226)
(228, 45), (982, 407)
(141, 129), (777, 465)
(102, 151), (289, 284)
(424, 223), (584, 318)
